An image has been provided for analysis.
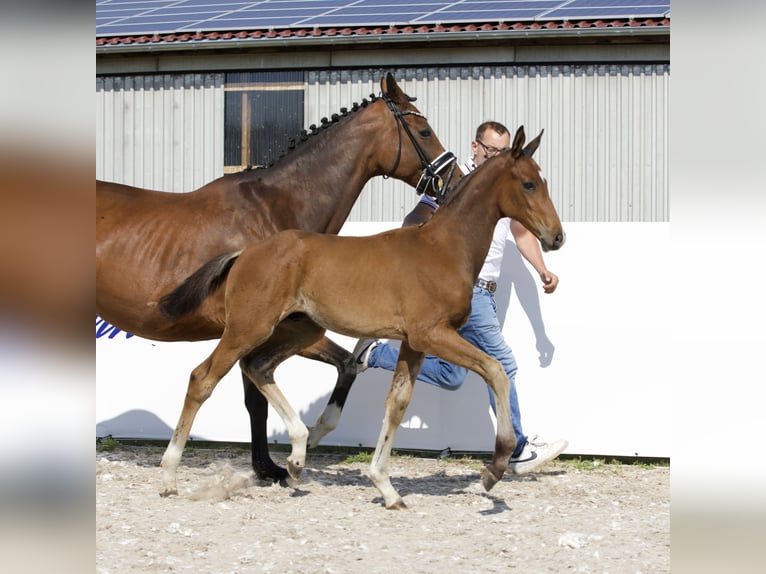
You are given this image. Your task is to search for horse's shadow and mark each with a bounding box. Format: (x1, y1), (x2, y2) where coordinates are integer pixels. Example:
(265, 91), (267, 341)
(294, 457), (567, 511)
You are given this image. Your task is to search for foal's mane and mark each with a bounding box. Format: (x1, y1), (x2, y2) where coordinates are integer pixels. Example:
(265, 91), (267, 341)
(238, 93), (385, 172)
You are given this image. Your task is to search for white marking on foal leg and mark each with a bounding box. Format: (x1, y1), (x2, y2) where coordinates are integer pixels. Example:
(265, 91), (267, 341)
(307, 403), (341, 448)
(255, 381), (309, 480)
(160, 439), (184, 496)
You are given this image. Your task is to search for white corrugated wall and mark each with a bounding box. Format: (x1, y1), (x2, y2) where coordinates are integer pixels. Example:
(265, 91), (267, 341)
(96, 73), (225, 192)
(305, 65), (668, 223)
(96, 64), (667, 221)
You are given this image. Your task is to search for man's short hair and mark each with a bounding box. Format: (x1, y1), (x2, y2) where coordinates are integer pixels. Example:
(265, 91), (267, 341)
(475, 121), (509, 141)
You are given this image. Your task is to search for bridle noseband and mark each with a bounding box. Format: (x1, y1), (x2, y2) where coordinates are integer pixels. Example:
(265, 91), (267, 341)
(382, 92), (457, 205)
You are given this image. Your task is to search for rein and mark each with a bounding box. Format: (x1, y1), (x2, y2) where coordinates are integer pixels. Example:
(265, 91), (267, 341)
(382, 92), (457, 205)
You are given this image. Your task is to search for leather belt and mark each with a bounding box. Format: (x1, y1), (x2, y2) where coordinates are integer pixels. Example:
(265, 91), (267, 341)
(475, 279), (497, 293)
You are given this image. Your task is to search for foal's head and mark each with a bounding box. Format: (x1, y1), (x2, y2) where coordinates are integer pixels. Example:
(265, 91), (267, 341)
(499, 126), (565, 252)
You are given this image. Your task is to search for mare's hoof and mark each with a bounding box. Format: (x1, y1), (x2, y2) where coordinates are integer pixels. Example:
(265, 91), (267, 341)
(480, 466), (502, 491)
(254, 463), (289, 484)
(159, 488), (177, 498)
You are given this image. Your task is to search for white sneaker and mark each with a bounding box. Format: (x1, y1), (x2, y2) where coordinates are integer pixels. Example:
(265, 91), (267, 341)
(508, 435), (568, 475)
(352, 338), (380, 373)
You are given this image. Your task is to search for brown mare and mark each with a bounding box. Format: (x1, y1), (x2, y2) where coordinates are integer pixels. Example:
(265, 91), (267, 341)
(158, 126), (565, 508)
(96, 73), (455, 483)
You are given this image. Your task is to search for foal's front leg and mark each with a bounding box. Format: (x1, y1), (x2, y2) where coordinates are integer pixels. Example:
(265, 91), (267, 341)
(420, 327), (515, 491)
(369, 342), (424, 509)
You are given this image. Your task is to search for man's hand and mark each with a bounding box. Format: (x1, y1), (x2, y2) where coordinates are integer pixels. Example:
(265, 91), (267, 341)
(540, 270), (559, 294)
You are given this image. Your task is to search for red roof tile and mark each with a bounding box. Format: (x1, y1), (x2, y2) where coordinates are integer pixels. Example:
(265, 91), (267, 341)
(96, 18), (670, 48)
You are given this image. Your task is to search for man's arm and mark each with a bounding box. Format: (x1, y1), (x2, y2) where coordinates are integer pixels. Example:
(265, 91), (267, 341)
(401, 201), (437, 228)
(510, 219), (559, 294)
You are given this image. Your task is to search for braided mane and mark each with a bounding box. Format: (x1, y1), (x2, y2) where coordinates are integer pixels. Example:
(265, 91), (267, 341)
(240, 93), (380, 172)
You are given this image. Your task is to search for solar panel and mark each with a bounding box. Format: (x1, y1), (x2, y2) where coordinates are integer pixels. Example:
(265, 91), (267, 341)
(96, 0), (670, 37)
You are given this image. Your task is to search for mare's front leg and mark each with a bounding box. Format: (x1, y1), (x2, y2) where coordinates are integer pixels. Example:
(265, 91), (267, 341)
(243, 376), (289, 484)
(369, 342), (424, 510)
(299, 337), (358, 448)
(160, 344), (239, 496)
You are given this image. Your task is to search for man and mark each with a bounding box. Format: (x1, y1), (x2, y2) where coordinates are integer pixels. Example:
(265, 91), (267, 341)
(353, 121), (567, 474)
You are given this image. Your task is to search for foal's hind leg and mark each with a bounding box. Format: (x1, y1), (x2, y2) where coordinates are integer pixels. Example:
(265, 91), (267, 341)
(240, 319), (327, 481)
(369, 342), (424, 509)
(300, 337), (358, 448)
(159, 344), (241, 497)
(243, 336), (357, 481)
(244, 365), (309, 481)
(243, 376), (289, 484)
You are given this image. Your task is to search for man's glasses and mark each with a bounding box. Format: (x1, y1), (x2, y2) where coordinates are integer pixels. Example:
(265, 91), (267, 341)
(476, 139), (506, 157)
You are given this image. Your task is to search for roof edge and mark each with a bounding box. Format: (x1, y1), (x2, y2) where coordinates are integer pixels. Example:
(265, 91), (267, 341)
(97, 18), (670, 54)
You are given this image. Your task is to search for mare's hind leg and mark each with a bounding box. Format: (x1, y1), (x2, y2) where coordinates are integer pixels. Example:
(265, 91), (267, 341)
(300, 337), (358, 448)
(240, 317), (326, 481)
(243, 376), (289, 484)
(242, 335), (357, 483)
(369, 341), (424, 510)
(159, 343), (241, 497)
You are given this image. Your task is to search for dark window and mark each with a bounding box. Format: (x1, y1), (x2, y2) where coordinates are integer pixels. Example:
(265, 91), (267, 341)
(224, 71), (304, 172)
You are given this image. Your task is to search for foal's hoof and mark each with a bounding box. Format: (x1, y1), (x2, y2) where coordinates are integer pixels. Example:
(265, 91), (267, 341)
(159, 487), (177, 498)
(480, 466), (502, 491)
(286, 458), (304, 480)
(386, 498), (408, 510)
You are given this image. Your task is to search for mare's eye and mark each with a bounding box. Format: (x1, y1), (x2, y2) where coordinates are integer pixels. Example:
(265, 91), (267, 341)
(419, 129), (432, 138)
(523, 182), (536, 191)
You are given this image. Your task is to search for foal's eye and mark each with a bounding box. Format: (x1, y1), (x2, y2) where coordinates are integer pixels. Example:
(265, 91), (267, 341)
(523, 181), (536, 191)
(419, 129), (432, 138)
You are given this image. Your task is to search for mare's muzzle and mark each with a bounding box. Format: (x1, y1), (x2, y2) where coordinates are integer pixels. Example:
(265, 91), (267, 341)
(416, 150), (457, 204)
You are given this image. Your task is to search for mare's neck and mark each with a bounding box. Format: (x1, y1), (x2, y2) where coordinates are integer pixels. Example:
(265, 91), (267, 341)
(241, 104), (388, 235)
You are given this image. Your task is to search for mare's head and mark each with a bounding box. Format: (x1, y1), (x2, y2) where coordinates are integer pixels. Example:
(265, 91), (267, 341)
(497, 126), (565, 252)
(374, 73), (457, 194)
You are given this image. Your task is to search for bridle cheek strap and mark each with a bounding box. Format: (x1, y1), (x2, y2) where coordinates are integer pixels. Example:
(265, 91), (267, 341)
(382, 92), (457, 204)
(416, 150), (457, 205)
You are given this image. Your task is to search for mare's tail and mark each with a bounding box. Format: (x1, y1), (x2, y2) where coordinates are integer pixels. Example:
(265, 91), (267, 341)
(159, 251), (242, 319)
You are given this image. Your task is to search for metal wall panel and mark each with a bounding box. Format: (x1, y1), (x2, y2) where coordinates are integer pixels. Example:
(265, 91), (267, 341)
(307, 64), (668, 222)
(96, 64), (668, 221)
(96, 73), (225, 192)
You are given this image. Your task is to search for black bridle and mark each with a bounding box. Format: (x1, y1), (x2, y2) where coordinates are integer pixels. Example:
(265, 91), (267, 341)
(382, 92), (457, 205)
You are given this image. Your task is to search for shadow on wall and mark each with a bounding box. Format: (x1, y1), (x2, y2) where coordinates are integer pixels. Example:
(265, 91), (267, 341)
(97, 409), (207, 441)
(498, 239), (555, 368)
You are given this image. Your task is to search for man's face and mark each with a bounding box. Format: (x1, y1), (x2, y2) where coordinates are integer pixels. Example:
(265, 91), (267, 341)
(473, 129), (511, 167)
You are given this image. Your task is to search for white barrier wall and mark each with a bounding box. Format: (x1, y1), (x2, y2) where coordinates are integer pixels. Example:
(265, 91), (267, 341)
(96, 222), (670, 458)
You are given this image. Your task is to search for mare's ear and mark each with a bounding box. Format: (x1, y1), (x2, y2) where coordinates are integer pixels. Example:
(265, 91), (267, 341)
(381, 72), (414, 104)
(523, 129), (544, 157)
(510, 125), (526, 158)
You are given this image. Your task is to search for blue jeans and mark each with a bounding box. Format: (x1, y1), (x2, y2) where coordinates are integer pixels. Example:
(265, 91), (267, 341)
(367, 286), (528, 457)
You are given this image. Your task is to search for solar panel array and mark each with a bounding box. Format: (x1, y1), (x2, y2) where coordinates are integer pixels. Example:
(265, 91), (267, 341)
(97, 0), (671, 37)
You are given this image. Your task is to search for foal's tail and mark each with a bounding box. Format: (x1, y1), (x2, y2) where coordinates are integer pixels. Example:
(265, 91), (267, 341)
(159, 251), (242, 319)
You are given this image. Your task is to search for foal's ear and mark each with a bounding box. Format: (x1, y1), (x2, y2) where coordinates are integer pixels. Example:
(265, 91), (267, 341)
(381, 72), (412, 104)
(510, 125), (526, 158)
(523, 129), (544, 157)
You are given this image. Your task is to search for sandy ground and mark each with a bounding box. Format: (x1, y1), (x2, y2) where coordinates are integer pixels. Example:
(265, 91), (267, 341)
(96, 444), (669, 573)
